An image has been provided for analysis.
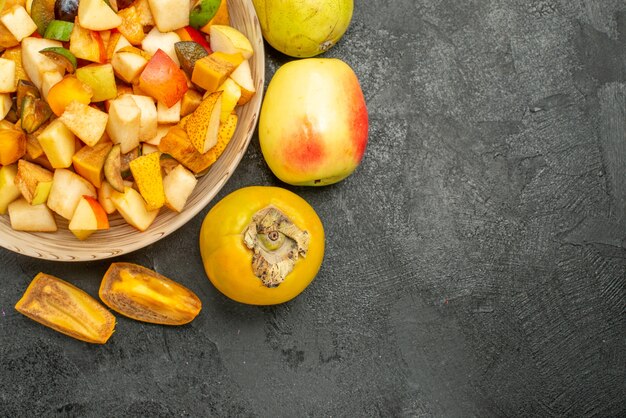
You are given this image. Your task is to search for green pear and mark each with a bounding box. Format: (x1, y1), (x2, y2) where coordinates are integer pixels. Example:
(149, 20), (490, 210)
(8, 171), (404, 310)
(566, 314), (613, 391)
(252, 0), (353, 57)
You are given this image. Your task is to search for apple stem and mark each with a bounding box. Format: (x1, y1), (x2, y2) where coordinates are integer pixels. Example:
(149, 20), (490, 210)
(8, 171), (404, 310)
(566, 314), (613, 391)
(242, 205), (309, 287)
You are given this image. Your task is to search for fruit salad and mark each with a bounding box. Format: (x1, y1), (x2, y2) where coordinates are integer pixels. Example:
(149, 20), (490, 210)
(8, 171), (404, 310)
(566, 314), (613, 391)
(0, 0), (257, 240)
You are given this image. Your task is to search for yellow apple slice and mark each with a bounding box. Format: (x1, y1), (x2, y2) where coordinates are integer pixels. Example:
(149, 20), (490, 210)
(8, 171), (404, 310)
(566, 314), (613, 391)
(69, 195), (109, 240)
(110, 186), (159, 231)
(209, 25), (253, 59)
(230, 60), (256, 105)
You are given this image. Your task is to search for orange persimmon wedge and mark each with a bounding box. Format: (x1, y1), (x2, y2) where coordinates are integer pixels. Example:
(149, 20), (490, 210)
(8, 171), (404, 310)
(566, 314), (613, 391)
(99, 262), (201, 325)
(15, 273), (116, 344)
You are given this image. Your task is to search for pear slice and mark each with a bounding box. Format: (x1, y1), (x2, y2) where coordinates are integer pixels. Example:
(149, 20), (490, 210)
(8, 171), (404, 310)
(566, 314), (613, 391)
(78, 0), (123, 31)
(186, 91), (221, 154)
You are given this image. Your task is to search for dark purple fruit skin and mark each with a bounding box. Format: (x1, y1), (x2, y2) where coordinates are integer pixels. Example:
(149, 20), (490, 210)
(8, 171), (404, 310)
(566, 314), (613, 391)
(116, 0), (135, 10)
(54, 0), (79, 22)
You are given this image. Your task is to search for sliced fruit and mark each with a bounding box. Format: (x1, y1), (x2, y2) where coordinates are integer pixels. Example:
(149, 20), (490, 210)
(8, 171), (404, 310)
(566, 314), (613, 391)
(72, 141), (112, 188)
(216, 77), (240, 122)
(39, 46), (76, 72)
(30, 0), (56, 35)
(69, 19), (106, 63)
(199, 0), (228, 33)
(8, 197), (57, 231)
(162, 163), (196, 212)
(46, 75), (92, 116)
(68, 195), (109, 240)
(119, 145), (140, 178)
(0, 127), (26, 165)
(103, 144), (124, 192)
(127, 94), (157, 142)
(42, 19), (73, 41)
(147, 0), (188, 33)
(75, 63), (117, 102)
(209, 24), (252, 59)
(16, 79), (39, 116)
(97, 179), (117, 214)
(20, 37), (64, 90)
(0, 93), (12, 120)
(59, 100), (108, 146)
(180, 88), (202, 117)
(1, 5), (38, 41)
(186, 90), (221, 153)
(130, 0), (153, 26)
(0, 163), (21, 214)
(0, 57), (16, 93)
(129, 151), (164, 211)
(14, 159), (53, 205)
(190, 52), (241, 93)
(20, 94), (53, 133)
(156, 99), (180, 124)
(174, 40), (208, 76)
(141, 26), (181, 66)
(15, 272), (115, 343)
(138, 49), (188, 108)
(106, 94), (140, 153)
(40, 70), (63, 99)
(109, 185), (159, 231)
(46, 167), (96, 219)
(110, 48), (147, 83)
(230, 59), (256, 105)
(116, 5), (144, 45)
(174, 25), (211, 53)
(78, 0), (122, 31)
(189, 0), (220, 31)
(37, 118), (75, 168)
(2, 45), (30, 89)
(99, 262), (201, 325)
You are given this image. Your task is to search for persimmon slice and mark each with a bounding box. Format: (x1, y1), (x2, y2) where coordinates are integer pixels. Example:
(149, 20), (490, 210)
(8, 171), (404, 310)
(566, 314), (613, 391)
(15, 273), (116, 344)
(99, 262), (201, 325)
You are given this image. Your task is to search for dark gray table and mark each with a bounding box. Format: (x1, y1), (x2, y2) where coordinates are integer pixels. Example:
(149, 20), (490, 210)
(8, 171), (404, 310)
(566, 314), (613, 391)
(1, 1), (625, 416)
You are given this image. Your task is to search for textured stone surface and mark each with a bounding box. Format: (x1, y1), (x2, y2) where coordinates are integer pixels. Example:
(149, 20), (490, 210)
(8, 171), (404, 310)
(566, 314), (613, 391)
(1, 1), (625, 416)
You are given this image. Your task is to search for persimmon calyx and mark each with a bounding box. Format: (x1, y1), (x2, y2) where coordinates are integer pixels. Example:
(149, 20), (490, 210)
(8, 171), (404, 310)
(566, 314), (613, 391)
(243, 205), (309, 287)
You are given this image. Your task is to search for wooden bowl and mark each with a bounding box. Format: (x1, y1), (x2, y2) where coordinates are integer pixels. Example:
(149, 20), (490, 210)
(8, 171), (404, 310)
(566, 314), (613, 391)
(0, 0), (265, 261)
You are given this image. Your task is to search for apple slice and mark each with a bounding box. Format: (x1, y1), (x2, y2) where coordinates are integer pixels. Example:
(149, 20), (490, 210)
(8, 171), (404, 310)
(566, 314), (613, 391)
(75, 63), (117, 102)
(110, 186), (159, 231)
(230, 59), (256, 105)
(0, 58), (16, 93)
(141, 26), (181, 66)
(0, 164), (22, 214)
(78, 0), (122, 31)
(162, 163), (197, 212)
(106, 95), (141, 153)
(37, 118), (76, 168)
(0, 5), (38, 42)
(157, 99), (180, 124)
(147, 0), (188, 33)
(111, 49), (148, 83)
(47, 168), (96, 220)
(8, 198), (57, 232)
(68, 195), (109, 240)
(138, 49), (188, 108)
(128, 94), (158, 142)
(209, 25), (253, 59)
(20, 37), (64, 90)
(216, 77), (240, 123)
(97, 180), (117, 214)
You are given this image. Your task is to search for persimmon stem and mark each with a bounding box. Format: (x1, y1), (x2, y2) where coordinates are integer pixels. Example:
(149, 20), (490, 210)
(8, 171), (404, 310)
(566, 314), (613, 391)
(242, 205), (309, 287)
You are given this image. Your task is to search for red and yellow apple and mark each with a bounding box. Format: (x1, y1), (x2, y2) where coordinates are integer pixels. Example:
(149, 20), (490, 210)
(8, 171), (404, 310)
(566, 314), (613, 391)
(258, 58), (368, 186)
(68, 195), (110, 240)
